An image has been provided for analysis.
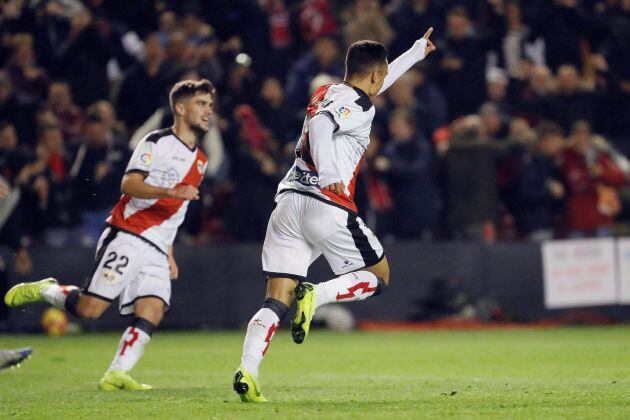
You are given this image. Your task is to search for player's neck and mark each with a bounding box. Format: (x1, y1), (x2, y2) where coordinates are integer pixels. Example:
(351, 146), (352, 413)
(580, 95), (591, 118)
(344, 78), (373, 98)
(171, 123), (197, 149)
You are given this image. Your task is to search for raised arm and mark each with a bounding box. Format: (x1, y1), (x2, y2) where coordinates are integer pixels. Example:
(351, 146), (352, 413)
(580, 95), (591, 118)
(377, 27), (436, 95)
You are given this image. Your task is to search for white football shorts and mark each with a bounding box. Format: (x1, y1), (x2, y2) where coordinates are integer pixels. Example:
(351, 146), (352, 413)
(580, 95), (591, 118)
(83, 226), (171, 315)
(262, 191), (384, 280)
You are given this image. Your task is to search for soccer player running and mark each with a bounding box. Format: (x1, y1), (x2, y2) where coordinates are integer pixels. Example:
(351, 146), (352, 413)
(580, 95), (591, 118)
(4, 79), (214, 390)
(234, 29), (436, 402)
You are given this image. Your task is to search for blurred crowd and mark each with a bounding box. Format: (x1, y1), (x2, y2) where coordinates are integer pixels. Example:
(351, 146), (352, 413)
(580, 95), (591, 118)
(0, 0), (630, 255)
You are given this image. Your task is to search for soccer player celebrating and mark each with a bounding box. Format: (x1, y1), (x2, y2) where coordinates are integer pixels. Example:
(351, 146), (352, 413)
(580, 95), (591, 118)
(4, 79), (214, 390)
(233, 30), (436, 402)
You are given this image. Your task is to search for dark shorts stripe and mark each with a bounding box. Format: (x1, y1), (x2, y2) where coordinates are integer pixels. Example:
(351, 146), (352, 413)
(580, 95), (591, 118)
(82, 227), (118, 293)
(119, 295), (170, 314)
(262, 271), (308, 282)
(346, 213), (380, 267)
(81, 290), (114, 303)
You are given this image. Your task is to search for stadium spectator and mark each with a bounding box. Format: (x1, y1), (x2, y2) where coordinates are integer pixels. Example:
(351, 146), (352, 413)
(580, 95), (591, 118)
(560, 120), (625, 238)
(486, 67), (513, 116)
(88, 100), (127, 143)
(225, 104), (279, 241)
(375, 108), (439, 239)
(5, 33), (49, 101)
(497, 0), (542, 79)
(387, 0), (442, 58)
(512, 64), (554, 125)
(543, 64), (600, 133)
(514, 121), (565, 240)
(526, 0), (593, 71)
(255, 77), (296, 146)
(435, 5), (506, 119)
(444, 116), (500, 242)
(195, 34), (224, 88)
(0, 70), (37, 144)
(53, 10), (113, 107)
(46, 81), (84, 141)
(116, 33), (168, 131)
(285, 36), (344, 109)
(36, 124), (78, 247)
(591, 3), (630, 145)
(258, 0), (293, 79)
(342, 0), (394, 48)
(68, 112), (129, 246)
(298, 0), (339, 45)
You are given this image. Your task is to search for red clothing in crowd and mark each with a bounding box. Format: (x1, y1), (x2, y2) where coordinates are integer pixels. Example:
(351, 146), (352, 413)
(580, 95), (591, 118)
(560, 148), (625, 231)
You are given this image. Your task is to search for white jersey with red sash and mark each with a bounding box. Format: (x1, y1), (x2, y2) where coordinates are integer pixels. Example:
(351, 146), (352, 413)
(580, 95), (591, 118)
(107, 128), (207, 253)
(276, 82), (374, 214)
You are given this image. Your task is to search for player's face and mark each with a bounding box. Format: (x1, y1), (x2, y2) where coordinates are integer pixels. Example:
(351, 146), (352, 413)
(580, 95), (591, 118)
(183, 92), (214, 134)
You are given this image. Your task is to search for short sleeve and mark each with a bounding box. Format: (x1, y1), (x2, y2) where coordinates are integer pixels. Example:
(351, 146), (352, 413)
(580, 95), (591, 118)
(126, 139), (157, 174)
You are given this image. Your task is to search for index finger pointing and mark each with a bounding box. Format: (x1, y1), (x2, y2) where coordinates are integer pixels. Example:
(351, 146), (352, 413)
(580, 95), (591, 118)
(422, 27), (433, 40)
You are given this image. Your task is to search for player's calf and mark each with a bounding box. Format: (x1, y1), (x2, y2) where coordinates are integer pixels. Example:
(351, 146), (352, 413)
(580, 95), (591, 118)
(74, 295), (110, 319)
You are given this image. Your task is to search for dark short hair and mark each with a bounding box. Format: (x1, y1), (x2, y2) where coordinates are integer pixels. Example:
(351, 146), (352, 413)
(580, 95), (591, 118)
(345, 40), (388, 78)
(169, 79), (216, 112)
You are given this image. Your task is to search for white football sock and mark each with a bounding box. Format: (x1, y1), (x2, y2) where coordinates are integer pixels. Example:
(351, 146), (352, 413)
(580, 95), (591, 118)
(240, 308), (279, 376)
(108, 326), (151, 372)
(41, 284), (79, 309)
(315, 271), (380, 308)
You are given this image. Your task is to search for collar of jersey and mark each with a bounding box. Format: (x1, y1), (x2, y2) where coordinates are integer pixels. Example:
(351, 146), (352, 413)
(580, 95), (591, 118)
(168, 128), (198, 153)
(342, 81), (372, 112)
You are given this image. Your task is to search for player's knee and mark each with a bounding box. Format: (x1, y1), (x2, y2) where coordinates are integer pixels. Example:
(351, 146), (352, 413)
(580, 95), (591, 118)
(145, 309), (163, 326)
(371, 259), (390, 286)
(262, 298), (290, 321)
(135, 301), (165, 326)
(372, 277), (388, 297)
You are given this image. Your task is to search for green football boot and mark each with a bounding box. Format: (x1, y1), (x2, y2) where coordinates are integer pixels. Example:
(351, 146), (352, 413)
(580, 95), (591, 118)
(291, 282), (316, 344)
(98, 370), (152, 391)
(4, 278), (58, 307)
(233, 367), (267, 403)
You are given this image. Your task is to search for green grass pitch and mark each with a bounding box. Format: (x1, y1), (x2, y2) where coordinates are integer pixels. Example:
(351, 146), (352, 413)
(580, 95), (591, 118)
(1, 327), (629, 418)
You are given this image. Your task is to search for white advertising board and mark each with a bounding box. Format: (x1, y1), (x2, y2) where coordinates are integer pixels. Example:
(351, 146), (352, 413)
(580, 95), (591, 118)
(616, 238), (630, 304)
(542, 239), (617, 309)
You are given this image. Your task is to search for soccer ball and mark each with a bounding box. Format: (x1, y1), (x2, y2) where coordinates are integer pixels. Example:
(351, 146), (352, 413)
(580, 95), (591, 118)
(41, 308), (68, 336)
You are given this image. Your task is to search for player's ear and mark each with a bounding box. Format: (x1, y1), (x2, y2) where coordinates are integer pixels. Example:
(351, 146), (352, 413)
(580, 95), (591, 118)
(174, 101), (186, 117)
(371, 68), (379, 85)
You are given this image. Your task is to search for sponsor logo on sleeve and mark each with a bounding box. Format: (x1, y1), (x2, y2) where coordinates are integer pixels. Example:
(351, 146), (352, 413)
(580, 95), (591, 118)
(334, 106), (351, 119)
(139, 152), (153, 165)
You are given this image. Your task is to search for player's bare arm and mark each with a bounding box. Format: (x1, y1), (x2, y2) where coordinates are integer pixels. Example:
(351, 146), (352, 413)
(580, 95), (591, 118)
(121, 172), (199, 200)
(168, 246), (179, 281)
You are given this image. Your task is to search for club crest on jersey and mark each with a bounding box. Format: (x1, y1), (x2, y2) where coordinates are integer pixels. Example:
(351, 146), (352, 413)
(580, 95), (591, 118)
(197, 159), (205, 174)
(335, 106), (351, 119)
(139, 152), (153, 165)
